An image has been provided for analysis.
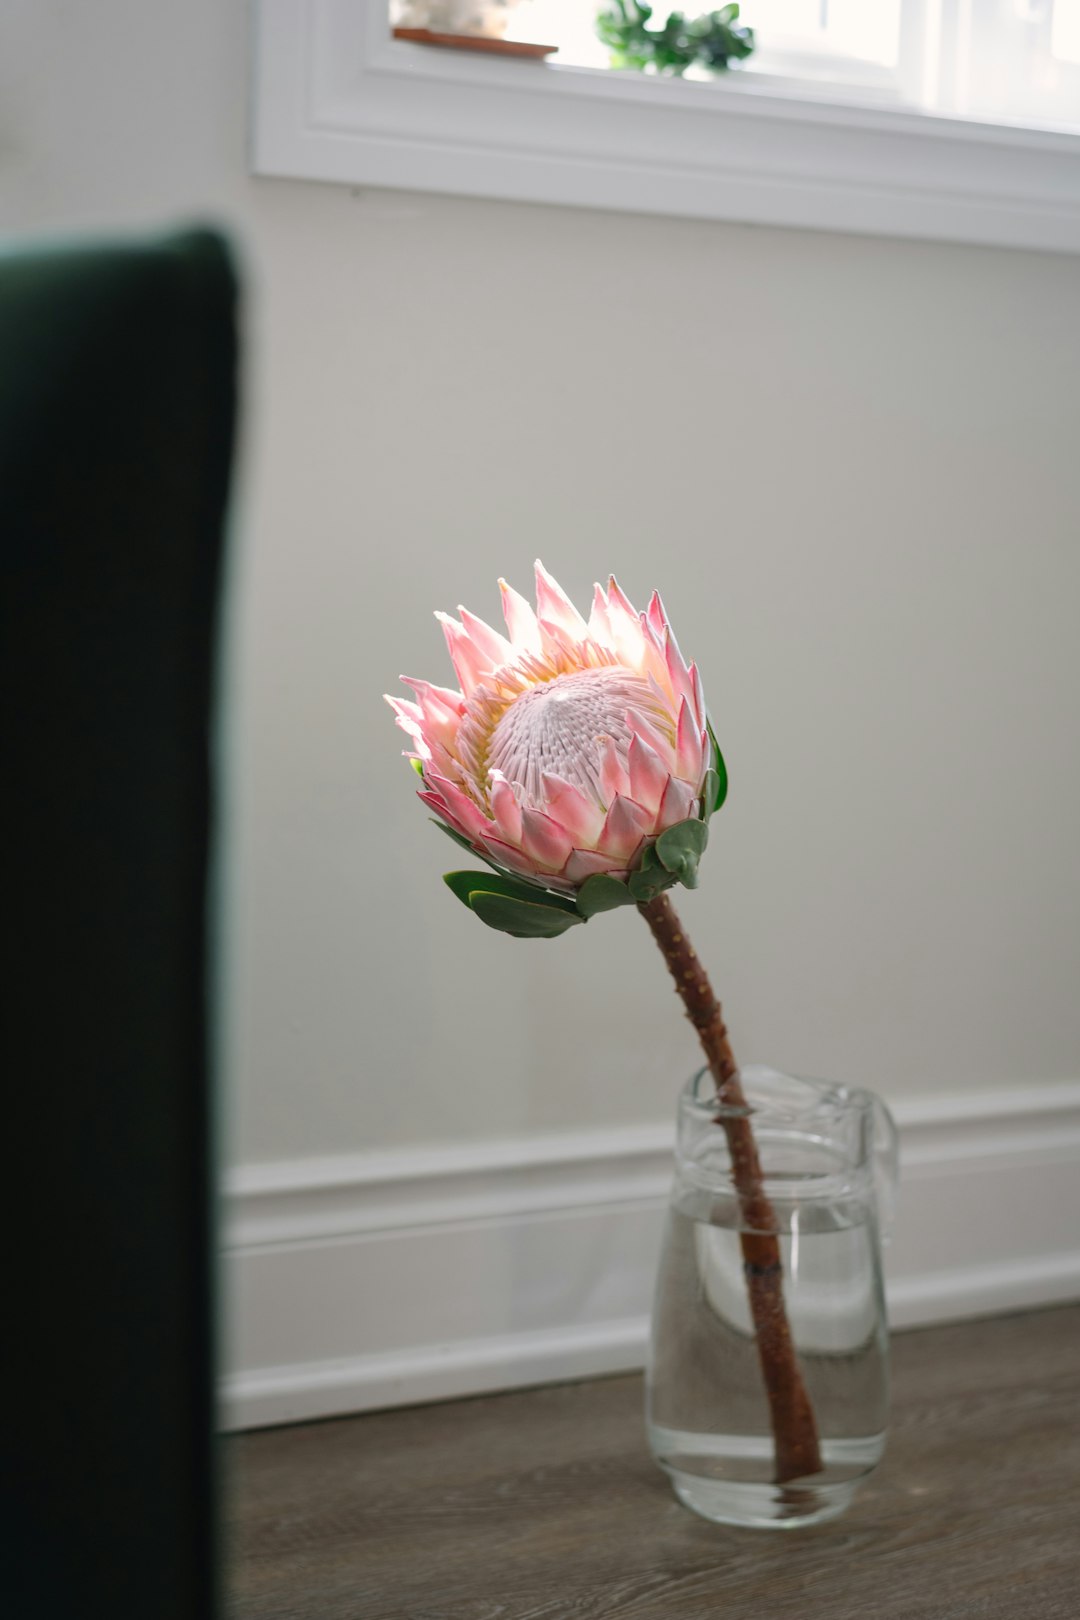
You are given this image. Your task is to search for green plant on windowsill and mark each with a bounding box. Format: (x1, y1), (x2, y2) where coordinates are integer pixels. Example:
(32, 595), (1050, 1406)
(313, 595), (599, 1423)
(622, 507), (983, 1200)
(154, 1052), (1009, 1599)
(595, 0), (754, 76)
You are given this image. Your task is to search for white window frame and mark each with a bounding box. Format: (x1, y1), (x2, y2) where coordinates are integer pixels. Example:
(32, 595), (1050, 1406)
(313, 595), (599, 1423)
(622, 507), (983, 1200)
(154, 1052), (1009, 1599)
(252, 0), (1080, 253)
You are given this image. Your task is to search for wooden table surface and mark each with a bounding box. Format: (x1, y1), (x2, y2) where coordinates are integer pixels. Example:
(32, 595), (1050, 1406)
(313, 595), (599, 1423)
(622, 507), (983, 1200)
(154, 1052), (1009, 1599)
(227, 1304), (1080, 1620)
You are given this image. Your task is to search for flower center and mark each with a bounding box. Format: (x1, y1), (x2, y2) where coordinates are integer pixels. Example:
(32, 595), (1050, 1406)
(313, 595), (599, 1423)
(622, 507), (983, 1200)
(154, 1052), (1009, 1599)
(487, 667), (663, 809)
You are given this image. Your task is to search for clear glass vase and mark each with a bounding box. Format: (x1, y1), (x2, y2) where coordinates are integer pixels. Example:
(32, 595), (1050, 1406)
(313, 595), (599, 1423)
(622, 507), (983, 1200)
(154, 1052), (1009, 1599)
(646, 1065), (899, 1529)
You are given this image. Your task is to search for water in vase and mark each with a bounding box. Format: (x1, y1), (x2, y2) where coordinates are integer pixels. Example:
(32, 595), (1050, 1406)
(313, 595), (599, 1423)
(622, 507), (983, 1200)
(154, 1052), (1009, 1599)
(646, 1187), (889, 1528)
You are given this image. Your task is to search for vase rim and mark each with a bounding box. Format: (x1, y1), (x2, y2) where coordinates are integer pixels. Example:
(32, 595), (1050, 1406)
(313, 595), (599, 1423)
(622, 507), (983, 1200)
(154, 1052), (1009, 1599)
(684, 1063), (880, 1123)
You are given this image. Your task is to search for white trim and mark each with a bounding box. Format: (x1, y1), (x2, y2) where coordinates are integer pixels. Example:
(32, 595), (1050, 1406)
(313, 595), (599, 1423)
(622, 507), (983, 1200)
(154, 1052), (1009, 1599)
(251, 1), (1080, 253)
(222, 1080), (1080, 1429)
(887, 1250), (1080, 1321)
(224, 1317), (651, 1419)
(227, 1121), (672, 1248)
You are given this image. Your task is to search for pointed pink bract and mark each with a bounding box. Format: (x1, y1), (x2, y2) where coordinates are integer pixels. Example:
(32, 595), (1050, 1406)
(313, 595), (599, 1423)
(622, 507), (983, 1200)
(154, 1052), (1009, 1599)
(458, 606), (513, 671)
(520, 806), (574, 873)
(541, 773), (606, 846)
(628, 733), (669, 818)
(498, 578), (543, 655)
(597, 794), (652, 862)
(534, 559), (588, 644)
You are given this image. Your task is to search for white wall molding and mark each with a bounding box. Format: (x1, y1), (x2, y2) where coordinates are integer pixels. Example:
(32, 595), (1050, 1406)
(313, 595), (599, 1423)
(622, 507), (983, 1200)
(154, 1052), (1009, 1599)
(227, 1121), (673, 1248)
(251, 1), (1080, 253)
(222, 1081), (1080, 1429)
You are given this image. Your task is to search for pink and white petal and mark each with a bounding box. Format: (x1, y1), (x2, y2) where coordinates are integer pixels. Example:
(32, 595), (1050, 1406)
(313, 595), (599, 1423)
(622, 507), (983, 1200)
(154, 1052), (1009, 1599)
(540, 773), (606, 846)
(596, 794), (652, 861)
(498, 577), (543, 656)
(453, 724), (486, 789)
(664, 631), (696, 710)
(646, 670), (681, 729)
(483, 855), (576, 896)
(638, 608), (665, 659)
(458, 607), (514, 671)
(488, 772), (523, 844)
(637, 612), (671, 691)
(417, 790), (474, 844)
(480, 833), (541, 879)
(536, 619), (580, 670)
(417, 711), (461, 754)
(564, 847), (623, 885)
(390, 703), (453, 764)
(578, 636), (616, 671)
(625, 706), (677, 770)
(520, 806), (575, 873)
(396, 732), (431, 767)
(606, 574), (640, 624)
(691, 662), (708, 729)
(515, 649), (555, 686)
(435, 613), (491, 696)
(534, 560), (589, 644)
(384, 695), (425, 746)
(646, 590), (668, 639)
(675, 697), (707, 785)
(655, 774), (697, 832)
(587, 583), (614, 651)
(597, 734), (631, 804)
(657, 599), (690, 672)
(627, 733), (670, 819)
(385, 693), (423, 725)
(425, 738), (461, 781)
(424, 771), (491, 843)
(400, 676), (465, 715)
(605, 576), (648, 670)
(644, 671), (677, 719)
(399, 677), (466, 750)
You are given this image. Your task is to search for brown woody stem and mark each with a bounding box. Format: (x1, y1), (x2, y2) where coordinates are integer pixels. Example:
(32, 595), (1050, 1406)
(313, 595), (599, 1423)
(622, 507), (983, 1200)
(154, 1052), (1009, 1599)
(638, 891), (822, 1485)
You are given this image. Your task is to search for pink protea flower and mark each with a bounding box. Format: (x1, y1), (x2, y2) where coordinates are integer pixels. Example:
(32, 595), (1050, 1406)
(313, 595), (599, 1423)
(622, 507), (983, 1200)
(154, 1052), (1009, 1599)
(386, 562), (724, 929)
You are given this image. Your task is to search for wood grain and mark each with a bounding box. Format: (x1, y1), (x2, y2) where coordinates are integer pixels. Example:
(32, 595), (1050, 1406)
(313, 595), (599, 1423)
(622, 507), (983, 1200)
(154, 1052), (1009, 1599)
(227, 1305), (1080, 1620)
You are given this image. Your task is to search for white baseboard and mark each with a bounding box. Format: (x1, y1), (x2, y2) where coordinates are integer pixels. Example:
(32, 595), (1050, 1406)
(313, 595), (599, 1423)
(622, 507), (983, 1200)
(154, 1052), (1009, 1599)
(221, 1082), (1080, 1430)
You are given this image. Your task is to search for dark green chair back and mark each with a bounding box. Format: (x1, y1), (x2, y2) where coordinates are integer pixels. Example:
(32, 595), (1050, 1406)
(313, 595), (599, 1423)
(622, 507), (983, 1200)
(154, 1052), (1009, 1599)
(2, 229), (237, 1620)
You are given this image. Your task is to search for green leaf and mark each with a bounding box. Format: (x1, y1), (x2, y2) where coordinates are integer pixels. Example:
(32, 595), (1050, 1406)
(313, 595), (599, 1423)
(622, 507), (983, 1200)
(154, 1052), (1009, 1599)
(431, 819), (476, 855)
(707, 722), (728, 813)
(594, 0), (753, 74)
(469, 891), (584, 939)
(655, 817), (709, 889)
(628, 843), (677, 903)
(410, 757), (425, 778)
(576, 872), (636, 918)
(443, 869), (580, 915)
(443, 870), (583, 938)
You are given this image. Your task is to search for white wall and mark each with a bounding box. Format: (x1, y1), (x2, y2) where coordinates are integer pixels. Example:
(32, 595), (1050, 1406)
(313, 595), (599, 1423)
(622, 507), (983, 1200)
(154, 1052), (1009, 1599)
(5, 1), (1080, 1170)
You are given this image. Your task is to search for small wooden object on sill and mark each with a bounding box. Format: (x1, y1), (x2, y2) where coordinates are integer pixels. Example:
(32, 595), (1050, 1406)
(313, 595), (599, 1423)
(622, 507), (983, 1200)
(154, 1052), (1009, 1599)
(392, 26), (558, 59)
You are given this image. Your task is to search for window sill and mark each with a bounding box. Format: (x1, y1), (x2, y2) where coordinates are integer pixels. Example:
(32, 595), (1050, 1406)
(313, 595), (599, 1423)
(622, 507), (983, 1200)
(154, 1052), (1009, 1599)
(253, 1), (1080, 254)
